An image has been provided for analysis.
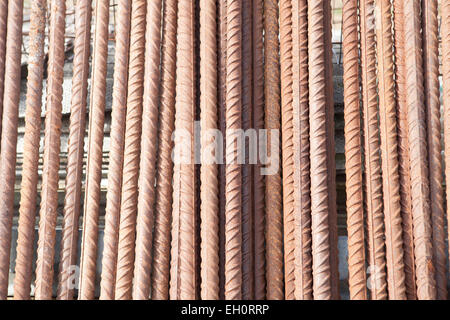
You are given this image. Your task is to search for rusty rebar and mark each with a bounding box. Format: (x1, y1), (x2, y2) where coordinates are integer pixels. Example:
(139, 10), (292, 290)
(78, 0), (110, 300)
(252, 0), (266, 300)
(0, 0), (23, 300)
(443, 0), (450, 287)
(169, 0), (197, 300)
(0, 0), (7, 143)
(224, 0), (243, 300)
(279, 0), (295, 300)
(132, 0), (161, 300)
(292, 0), (313, 300)
(422, 0), (446, 300)
(218, 0), (228, 299)
(323, 0), (339, 299)
(308, 0), (331, 300)
(360, 0), (387, 300)
(151, 0), (177, 300)
(100, 0), (131, 300)
(342, 0), (366, 300)
(393, 0), (416, 300)
(264, 0), (284, 300)
(199, 0), (219, 300)
(403, 0), (436, 300)
(57, 0), (92, 300)
(35, 0), (65, 300)
(115, 0), (147, 300)
(375, 0), (406, 300)
(13, 0), (46, 300)
(241, 0), (254, 300)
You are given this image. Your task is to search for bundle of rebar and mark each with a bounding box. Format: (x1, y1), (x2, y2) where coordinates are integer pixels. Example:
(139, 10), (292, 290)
(0, 0), (448, 300)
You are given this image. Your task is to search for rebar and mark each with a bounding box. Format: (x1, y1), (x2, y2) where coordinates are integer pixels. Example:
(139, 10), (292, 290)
(57, 0), (92, 300)
(35, 0), (65, 300)
(78, 0), (110, 300)
(342, 0), (366, 300)
(199, 0), (219, 300)
(292, 0), (313, 300)
(100, 0), (131, 300)
(375, 0), (406, 300)
(13, 0), (46, 300)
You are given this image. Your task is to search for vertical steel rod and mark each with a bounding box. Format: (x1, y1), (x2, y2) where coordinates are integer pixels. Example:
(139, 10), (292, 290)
(57, 0), (92, 300)
(342, 0), (366, 300)
(0, 0), (23, 300)
(100, 0), (131, 300)
(14, 0), (46, 300)
(78, 0), (110, 300)
(292, 0), (313, 300)
(35, 0), (65, 300)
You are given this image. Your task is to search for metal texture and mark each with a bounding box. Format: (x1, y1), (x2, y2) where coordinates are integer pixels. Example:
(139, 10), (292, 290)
(422, 0), (446, 300)
(241, 0), (254, 300)
(308, 0), (331, 300)
(342, 0), (366, 300)
(57, 0), (92, 300)
(264, 0), (284, 300)
(132, 0), (161, 301)
(0, 0), (23, 300)
(292, 0), (313, 300)
(443, 0), (450, 289)
(115, 0), (147, 300)
(252, 0), (266, 301)
(151, 0), (177, 301)
(393, 0), (416, 300)
(78, 0), (110, 300)
(0, 0), (7, 145)
(375, 0), (406, 300)
(279, 0), (295, 300)
(35, 0), (65, 300)
(360, 0), (387, 300)
(169, 0), (197, 300)
(100, 0), (131, 300)
(224, 0), (242, 300)
(199, 0), (219, 300)
(403, 0), (436, 300)
(14, 0), (46, 300)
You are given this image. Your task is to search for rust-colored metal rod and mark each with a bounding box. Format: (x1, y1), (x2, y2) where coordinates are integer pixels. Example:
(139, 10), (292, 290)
(308, 0), (331, 300)
(241, 0), (254, 300)
(292, 0), (313, 300)
(342, 0), (366, 300)
(132, 0), (161, 300)
(115, 0), (147, 300)
(360, 0), (387, 300)
(393, 0), (416, 300)
(199, 0), (219, 300)
(279, 0), (295, 300)
(57, 0), (92, 300)
(13, 0), (46, 300)
(169, 0), (197, 300)
(422, 0), (446, 300)
(218, 0), (227, 299)
(252, 0), (266, 300)
(0, 0), (23, 300)
(78, 0), (110, 300)
(375, 0), (406, 300)
(443, 0), (450, 286)
(35, 0), (65, 300)
(323, 0), (339, 300)
(151, 0), (177, 300)
(100, 0), (131, 300)
(403, 0), (436, 300)
(224, 0), (243, 300)
(264, 0), (284, 300)
(0, 0), (7, 143)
